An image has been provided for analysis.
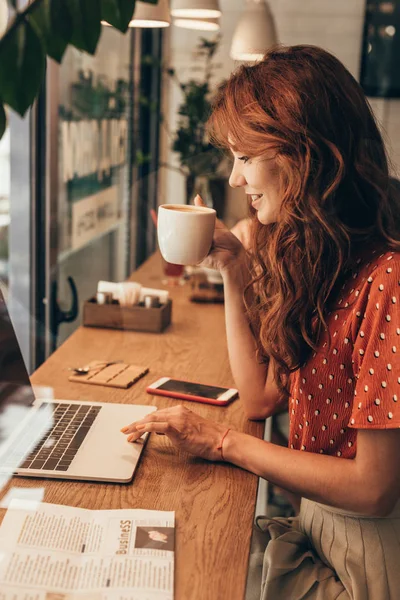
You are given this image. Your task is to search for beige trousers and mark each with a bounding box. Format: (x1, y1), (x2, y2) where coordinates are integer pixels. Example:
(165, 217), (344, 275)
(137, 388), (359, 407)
(246, 498), (400, 600)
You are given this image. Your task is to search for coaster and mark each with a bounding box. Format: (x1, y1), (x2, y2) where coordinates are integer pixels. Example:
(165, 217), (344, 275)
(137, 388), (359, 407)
(68, 361), (149, 389)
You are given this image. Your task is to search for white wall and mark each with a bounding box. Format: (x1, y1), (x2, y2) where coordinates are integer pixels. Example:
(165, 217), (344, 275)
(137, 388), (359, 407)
(163, 0), (400, 222)
(0, 127), (9, 203)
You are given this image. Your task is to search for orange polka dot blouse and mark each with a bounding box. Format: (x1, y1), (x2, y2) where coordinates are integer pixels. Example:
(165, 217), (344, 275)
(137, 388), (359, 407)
(289, 247), (400, 459)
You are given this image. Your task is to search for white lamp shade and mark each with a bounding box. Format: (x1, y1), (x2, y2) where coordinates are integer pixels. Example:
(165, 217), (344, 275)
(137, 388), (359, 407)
(174, 17), (220, 31)
(130, 0), (171, 27)
(0, 0), (9, 38)
(171, 0), (221, 19)
(230, 0), (277, 61)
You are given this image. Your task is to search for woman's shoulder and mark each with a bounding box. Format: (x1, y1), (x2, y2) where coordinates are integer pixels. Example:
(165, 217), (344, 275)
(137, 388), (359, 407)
(347, 247), (399, 335)
(329, 246), (399, 324)
(352, 246), (400, 289)
(364, 246), (400, 271)
(361, 248), (400, 294)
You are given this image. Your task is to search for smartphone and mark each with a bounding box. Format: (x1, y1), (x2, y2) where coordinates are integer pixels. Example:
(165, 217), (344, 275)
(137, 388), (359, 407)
(146, 377), (238, 406)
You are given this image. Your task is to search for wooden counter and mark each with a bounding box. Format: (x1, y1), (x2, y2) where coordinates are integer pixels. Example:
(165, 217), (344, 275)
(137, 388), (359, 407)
(0, 253), (263, 599)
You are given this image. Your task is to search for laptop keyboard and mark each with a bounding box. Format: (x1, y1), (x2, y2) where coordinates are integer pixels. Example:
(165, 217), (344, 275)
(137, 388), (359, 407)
(0, 402), (102, 472)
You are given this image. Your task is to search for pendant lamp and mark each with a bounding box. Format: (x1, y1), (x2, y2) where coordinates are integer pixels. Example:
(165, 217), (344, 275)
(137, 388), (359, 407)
(230, 0), (277, 61)
(171, 0), (221, 19)
(174, 17), (220, 31)
(131, 0), (171, 27)
(102, 0), (171, 28)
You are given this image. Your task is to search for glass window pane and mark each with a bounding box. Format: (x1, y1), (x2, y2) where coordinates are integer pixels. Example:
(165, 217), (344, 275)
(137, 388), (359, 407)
(0, 125), (10, 283)
(56, 27), (133, 346)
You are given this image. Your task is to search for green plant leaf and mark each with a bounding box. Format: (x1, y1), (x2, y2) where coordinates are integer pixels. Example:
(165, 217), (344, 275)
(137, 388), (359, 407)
(0, 104), (6, 140)
(135, 150), (152, 165)
(66, 0), (101, 55)
(28, 0), (73, 63)
(100, 0), (136, 32)
(0, 19), (46, 116)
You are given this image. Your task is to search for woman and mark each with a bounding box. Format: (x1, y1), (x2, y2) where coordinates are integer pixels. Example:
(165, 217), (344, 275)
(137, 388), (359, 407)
(122, 45), (400, 599)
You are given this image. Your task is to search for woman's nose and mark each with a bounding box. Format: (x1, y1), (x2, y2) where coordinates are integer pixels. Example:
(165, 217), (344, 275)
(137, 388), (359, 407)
(229, 168), (247, 189)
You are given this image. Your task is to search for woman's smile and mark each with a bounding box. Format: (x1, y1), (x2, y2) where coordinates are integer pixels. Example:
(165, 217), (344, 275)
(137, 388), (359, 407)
(228, 148), (282, 224)
(250, 193), (263, 206)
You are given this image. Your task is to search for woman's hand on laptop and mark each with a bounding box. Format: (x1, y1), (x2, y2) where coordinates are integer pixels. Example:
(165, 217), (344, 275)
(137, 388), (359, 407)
(121, 405), (230, 462)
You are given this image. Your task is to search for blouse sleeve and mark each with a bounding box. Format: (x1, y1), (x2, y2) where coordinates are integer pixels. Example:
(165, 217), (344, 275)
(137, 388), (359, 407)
(350, 257), (400, 429)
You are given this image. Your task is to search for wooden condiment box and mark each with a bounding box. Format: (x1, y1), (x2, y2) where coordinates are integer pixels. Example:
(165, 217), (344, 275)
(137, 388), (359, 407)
(83, 298), (172, 333)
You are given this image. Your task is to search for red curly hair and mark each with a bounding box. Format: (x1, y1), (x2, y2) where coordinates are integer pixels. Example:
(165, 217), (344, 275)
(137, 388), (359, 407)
(208, 44), (400, 395)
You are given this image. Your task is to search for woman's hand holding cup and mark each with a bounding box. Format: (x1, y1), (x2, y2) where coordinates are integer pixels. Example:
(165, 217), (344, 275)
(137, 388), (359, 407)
(157, 199), (216, 266)
(193, 195), (247, 276)
(156, 194), (248, 279)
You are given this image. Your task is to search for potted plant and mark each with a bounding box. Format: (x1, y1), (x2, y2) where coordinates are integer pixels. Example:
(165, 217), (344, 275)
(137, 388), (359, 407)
(0, 0), (157, 140)
(165, 36), (229, 216)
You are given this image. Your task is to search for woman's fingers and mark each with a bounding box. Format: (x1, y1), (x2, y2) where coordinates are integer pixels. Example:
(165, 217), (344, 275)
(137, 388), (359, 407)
(194, 195), (227, 233)
(126, 430), (144, 443)
(121, 408), (172, 433)
(121, 404), (227, 461)
(121, 421), (146, 434)
(193, 194), (227, 233)
(127, 422), (169, 442)
(121, 405), (187, 435)
(194, 194), (206, 207)
(214, 218), (227, 231)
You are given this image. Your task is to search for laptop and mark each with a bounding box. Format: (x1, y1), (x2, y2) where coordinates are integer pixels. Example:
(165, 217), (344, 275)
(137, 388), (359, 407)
(0, 288), (156, 483)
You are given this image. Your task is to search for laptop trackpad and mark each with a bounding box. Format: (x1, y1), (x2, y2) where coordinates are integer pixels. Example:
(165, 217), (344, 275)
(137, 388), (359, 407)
(65, 403), (157, 483)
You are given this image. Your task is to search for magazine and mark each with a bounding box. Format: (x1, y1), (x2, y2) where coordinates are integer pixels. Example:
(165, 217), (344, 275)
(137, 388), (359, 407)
(0, 499), (175, 600)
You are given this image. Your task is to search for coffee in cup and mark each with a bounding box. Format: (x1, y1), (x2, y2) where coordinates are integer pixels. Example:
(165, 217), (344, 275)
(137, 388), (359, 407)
(157, 204), (216, 265)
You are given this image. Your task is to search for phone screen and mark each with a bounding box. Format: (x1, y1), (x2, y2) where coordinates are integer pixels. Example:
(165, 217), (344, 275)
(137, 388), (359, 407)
(157, 379), (230, 400)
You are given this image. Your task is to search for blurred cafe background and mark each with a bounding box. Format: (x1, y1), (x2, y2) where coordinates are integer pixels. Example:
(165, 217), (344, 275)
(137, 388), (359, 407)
(0, 0), (399, 373)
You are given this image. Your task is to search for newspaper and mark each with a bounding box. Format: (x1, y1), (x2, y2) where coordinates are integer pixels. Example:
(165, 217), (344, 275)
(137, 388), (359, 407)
(0, 499), (175, 600)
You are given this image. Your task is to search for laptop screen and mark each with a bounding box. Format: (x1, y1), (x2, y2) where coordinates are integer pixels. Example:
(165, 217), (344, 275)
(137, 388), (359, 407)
(0, 288), (36, 445)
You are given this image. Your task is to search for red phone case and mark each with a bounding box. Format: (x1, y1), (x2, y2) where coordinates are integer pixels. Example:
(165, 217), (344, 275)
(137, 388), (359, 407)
(146, 382), (237, 406)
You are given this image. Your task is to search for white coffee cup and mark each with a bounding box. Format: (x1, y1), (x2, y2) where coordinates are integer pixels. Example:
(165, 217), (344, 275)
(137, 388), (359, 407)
(157, 204), (216, 265)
